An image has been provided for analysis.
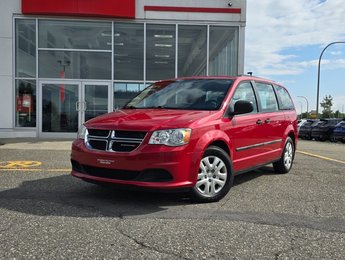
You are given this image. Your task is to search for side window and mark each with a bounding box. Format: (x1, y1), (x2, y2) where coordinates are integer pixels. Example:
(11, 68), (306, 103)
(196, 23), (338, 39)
(274, 85), (294, 110)
(230, 82), (257, 113)
(255, 82), (279, 112)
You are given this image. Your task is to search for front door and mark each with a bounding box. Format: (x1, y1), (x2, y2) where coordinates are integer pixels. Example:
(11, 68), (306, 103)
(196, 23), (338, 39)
(39, 81), (111, 138)
(82, 82), (111, 122)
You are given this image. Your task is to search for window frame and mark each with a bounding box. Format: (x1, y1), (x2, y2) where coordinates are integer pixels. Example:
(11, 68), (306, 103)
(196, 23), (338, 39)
(227, 80), (258, 116)
(253, 81), (279, 113)
(273, 84), (295, 111)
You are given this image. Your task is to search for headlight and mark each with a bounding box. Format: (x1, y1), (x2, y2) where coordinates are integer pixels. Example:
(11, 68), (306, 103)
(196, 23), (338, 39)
(149, 128), (192, 146)
(77, 124), (88, 140)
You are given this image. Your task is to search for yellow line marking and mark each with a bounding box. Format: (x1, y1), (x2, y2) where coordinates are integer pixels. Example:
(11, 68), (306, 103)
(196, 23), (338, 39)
(0, 169), (70, 172)
(297, 151), (345, 164)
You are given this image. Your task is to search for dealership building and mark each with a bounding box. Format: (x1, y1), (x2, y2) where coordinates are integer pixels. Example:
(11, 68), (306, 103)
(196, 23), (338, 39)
(0, 0), (247, 138)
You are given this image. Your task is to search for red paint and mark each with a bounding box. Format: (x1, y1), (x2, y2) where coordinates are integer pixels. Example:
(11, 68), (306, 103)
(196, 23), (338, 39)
(71, 76), (298, 198)
(144, 6), (241, 14)
(22, 0), (135, 19)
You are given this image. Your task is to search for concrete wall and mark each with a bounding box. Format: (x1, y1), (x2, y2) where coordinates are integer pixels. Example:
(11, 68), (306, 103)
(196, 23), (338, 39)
(0, 0), (21, 137)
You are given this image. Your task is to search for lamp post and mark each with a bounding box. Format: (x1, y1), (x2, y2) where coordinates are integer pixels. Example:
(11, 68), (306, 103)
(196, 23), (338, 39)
(299, 101), (303, 120)
(297, 96), (309, 119)
(316, 41), (345, 118)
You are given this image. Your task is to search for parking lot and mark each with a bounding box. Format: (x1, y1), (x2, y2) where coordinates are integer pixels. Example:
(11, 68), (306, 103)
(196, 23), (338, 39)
(0, 139), (344, 259)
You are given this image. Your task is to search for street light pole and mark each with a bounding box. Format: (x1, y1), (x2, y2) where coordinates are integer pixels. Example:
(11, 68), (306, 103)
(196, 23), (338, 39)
(297, 96), (309, 119)
(316, 41), (345, 118)
(299, 101), (303, 120)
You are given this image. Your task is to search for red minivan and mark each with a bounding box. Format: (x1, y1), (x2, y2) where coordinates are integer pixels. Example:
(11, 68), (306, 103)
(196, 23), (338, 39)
(71, 76), (298, 202)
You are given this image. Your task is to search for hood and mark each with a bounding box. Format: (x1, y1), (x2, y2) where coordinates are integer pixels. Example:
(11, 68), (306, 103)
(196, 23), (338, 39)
(84, 109), (220, 131)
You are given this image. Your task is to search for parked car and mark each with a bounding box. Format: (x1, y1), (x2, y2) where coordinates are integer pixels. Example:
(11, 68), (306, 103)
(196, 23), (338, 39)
(311, 118), (343, 141)
(330, 120), (345, 143)
(71, 76), (298, 202)
(298, 119), (319, 140)
(297, 119), (307, 134)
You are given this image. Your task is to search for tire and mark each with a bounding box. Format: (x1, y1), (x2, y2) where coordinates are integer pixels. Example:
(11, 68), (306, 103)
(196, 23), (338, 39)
(190, 146), (233, 203)
(273, 137), (295, 174)
(329, 135), (337, 143)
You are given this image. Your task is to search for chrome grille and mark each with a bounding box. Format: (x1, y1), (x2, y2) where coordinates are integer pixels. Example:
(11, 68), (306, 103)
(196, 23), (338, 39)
(86, 129), (147, 152)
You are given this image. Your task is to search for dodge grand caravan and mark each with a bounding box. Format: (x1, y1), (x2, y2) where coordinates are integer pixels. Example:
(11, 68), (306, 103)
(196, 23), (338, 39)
(71, 76), (298, 202)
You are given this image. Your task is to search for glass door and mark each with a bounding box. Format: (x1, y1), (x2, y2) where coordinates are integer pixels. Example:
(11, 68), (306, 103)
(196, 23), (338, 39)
(82, 82), (111, 122)
(39, 81), (81, 138)
(39, 81), (111, 138)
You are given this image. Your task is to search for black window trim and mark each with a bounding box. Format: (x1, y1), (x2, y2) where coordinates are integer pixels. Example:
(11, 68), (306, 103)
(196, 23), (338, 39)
(224, 80), (259, 117)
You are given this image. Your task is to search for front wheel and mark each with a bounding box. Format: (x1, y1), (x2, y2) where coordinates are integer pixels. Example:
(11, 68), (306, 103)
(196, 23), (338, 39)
(190, 146), (233, 203)
(273, 137), (295, 174)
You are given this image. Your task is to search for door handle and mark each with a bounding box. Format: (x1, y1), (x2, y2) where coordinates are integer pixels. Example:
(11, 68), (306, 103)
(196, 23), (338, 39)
(76, 101), (80, 111)
(256, 119), (263, 125)
(265, 118), (271, 123)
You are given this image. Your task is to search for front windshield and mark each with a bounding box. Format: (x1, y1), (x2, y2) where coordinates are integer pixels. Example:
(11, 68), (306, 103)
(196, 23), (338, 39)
(124, 79), (234, 110)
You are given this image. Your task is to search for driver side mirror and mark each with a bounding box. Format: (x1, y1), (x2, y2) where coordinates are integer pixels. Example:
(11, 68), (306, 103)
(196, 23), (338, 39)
(227, 100), (254, 117)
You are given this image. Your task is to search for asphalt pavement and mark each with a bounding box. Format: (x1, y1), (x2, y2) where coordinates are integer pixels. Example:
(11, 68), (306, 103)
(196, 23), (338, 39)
(0, 139), (344, 259)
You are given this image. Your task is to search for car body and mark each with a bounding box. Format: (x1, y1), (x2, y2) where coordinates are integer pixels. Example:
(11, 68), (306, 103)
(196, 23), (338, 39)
(298, 119), (319, 140)
(311, 118), (343, 141)
(330, 120), (345, 143)
(71, 76), (298, 202)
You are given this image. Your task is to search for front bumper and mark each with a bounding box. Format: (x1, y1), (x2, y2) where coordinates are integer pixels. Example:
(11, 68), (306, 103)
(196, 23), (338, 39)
(332, 131), (345, 140)
(71, 139), (201, 189)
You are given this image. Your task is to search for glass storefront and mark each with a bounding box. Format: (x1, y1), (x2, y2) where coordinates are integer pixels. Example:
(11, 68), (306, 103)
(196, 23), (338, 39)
(178, 25), (207, 77)
(114, 23), (144, 81)
(146, 24), (176, 80)
(15, 18), (240, 134)
(15, 79), (36, 127)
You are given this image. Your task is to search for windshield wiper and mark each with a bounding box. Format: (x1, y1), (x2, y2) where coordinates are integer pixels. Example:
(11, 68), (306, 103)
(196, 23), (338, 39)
(123, 105), (137, 109)
(145, 106), (166, 109)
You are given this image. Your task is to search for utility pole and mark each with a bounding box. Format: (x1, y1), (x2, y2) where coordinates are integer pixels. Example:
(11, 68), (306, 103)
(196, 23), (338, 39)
(297, 96), (309, 119)
(316, 42), (345, 118)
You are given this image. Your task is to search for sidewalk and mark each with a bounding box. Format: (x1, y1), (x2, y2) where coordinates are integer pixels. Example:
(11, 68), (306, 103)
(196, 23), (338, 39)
(0, 138), (73, 150)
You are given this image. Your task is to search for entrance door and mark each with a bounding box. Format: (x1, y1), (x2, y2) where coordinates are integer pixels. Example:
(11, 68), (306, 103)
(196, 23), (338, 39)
(82, 82), (111, 122)
(39, 81), (111, 138)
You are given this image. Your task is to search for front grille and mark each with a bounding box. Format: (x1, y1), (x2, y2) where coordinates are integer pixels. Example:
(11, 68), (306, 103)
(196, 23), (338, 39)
(86, 128), (147, 152)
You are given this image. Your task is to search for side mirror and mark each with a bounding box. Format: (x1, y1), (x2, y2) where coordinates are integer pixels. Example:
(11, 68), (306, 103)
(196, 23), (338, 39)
(228, 100), (254, 117)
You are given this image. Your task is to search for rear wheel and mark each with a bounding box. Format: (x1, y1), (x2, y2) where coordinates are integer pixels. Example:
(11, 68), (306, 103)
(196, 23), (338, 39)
(190, 146), (233, 203)
(329, 135), (337, 143)
(273, 137), (295, 174)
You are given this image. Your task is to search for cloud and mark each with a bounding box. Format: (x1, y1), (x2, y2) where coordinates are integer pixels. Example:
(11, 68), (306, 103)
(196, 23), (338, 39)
(330, 51), (342, 56)
(245, 0), (345, 77)
(331, 95), (345, 112)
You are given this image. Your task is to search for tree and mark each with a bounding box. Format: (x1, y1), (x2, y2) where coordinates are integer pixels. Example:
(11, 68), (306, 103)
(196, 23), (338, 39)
(320, 95), (333, 118)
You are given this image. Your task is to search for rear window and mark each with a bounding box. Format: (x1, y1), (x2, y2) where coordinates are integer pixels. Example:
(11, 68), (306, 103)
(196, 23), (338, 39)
(274, 85), (294, 110)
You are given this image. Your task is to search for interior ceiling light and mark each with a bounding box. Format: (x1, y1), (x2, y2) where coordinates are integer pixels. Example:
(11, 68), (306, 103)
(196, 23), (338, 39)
(114, 33), (120, 37)
(101, 32), (112, 37)
(155, 43), (172, 48)
(116, 60), (131, 63)
(154, 61), (169, 64)
(115, 43), (124, 46)
(154, 54), (170, 58)
(154, 34), (173, 38)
